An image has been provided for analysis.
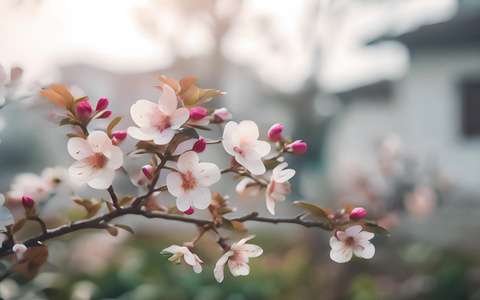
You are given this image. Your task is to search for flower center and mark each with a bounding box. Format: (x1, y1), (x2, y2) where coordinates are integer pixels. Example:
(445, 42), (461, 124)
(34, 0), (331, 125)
(87, 152), (109, 170)
(181, 171), (197, 191)
(345, 237), (356, 247)
(233, 146), (244, 157)
(147, 106), (171, 131)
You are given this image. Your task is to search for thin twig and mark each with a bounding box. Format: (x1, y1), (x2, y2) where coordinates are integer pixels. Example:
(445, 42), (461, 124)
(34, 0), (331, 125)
(107, 186), (121, 210)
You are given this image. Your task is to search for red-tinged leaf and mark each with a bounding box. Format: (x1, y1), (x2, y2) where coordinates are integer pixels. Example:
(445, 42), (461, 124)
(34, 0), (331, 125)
(181, 85), (200, 106)
(168, 206), (183, 215)
(232, 221), (247, 231)
(15, 245), (48, 280)
(156, 75), (181, 93)
(105, 201), (115, 213)
(217, 208), (235, 215)
(114, 224), (135, 234)
(118, 195), (136, 206)
(107, 116), (124, 137)
(222, 217), (235, 231)
(179, 75), (198, 94)
(12, 218), (26, 233)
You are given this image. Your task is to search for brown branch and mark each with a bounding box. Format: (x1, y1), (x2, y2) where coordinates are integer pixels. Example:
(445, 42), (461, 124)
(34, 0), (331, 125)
(107, 186), (121, 210)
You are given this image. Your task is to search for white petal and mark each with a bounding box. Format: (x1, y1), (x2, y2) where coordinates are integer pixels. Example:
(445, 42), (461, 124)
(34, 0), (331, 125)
(274, 169), (295, 183)
(270, 192), (286, 202)
(241, 147), (261, 163)
(166, 172), (183, 197)
(158, 85), (178, 115)
(190, 187), (212, 210)
(69, 161), (95, 182)
(87, 168), (115, 189)
(170, 107), (189, 129)
(182, 249), (196, 266)
(194, 162), (221, 187)
(354, 242), (375, 259)
(176, 193), (193, 212)
(274, 182), (291, 195)
(238, 120), (259, 140)
(214, 252), (231, 283)
(234, 235), (256, 249)
(330, 247), (353, 263)
(345, 225), (363, 237)
(240, 244), (263, 258)
(221, 138), (236, 156)
(272, 162), (287, 177)
(127, 126), (158, 141)
(177, 151), (199, 174)
(131, 99), (157, 127)
(356, 231), (375, 242)
(67, 137), (93, 160)
(153, 128), (176, 145)
(162, 245), (182, 254)
(87, 131), (111, 153)
(106, 145), (124, 170)
(266, 195), (276, 215)
(329, 236), (346, 251)
(193, 262), (202, 274)
(222, 121), (238, 142)
(236, 156), (266, 175)
(236, 178), (255, 194)
(251, 140), (271, 157)
(228, 259), (250, 277)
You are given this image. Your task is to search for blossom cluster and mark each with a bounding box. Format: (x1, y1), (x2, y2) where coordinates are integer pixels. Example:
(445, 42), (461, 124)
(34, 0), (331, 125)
(0, 75), (387, 283)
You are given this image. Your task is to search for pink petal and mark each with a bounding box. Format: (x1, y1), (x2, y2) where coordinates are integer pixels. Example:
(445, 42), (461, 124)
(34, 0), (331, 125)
(158, 85), (177, 115)
(270, 192), (286, 202)
(221, 138), (236, 156)
(353, 242), (375, 259)
(330, 247), (353, 263)
(177, 151), (199, 174)
(87, 168), (115, 189)
(166, 172), (183, 197)
(345, 225), (363, 237)
(67, 137), (93, 160)
(251, 140), (271, 157)
(356, 231), (375, 242)
(240, 244), (263, 258)
(130, 100), (157, 127)
(170, 107), (190, 129)
(266, 192), (276, 215)
(274, 169), (295, 183)
(194, 162), (221, 187)
(106, 146), (124, 170)
(69, 161), (95, 182)
(228, 260), (250, 277)
(235, 156), (266, 175)
(329, 236), (347, 251)
(234, 235), (256, 249)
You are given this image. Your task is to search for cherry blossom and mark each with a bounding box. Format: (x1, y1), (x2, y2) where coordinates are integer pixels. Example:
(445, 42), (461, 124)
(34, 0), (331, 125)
(211, 107), (232, 123)
(13, 244), (27, 260)
(128, 85), (189, 145)
(68, 131), (124, 189)
(266, 163), (295, 215)
(222, 120), (271, 175)
(161, 245), (203, 273)
(214, 235), (263, 283)
(329, 225), (375, 263)
(166, 151), (221, 212)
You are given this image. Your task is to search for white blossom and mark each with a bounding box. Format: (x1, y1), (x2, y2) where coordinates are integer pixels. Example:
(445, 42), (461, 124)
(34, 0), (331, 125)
(222, 120), (271, 175)
(166, 151), (221, 212)
(266, 163), (295, 215)
(214, 235), (263, 283)
(68, 131), (123, 189)
(161, 245), (203, 273)
(329, 225), (375, 263)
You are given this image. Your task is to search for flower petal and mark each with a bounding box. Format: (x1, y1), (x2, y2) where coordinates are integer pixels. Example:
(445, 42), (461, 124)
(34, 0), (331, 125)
(162, 245), (182, 254)
(176, 193), (193, 212)
(330, 247), (353, 263)
(251, 140), (271, 157)
(214, 252), (231, 283)
(238, 120), (259, 141)
(354, 242), (375, 259)
(87, 168), (115, 189)
(153, 128), (176, 145)
(166, 172), (183, 197)
(69, 161), (95, 182)
(234, 235), (256, 249)
(177, 151), (199, 174)
(345, 225), (363, 237)
(194, 162), (221, 187)
(170, 107), (189, 129)
(158, 84), (177, 115)
(266, 194), (276, 215)
(223, 121), (239, 143)
(236, 156), (266, 175)
(87, 131), (111, 153)
(106, 145), (124, 170)
(190, 186), (212, 210)
(127, 126), (158, 141)
(182, 248), (196, 266)
(274, 169), (295, 183)
(67, 137), (93, 160)
(240, 244), (263, 258)
(131, 99), (157, 127)
(228, 259), (250, 277)
(356, 231), (375, 242)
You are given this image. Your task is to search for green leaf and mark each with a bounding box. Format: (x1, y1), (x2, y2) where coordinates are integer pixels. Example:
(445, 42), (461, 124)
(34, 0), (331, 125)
(107, 116), (124, 137)
(221, 217), (235, 231)
(363, 223), (390, 237)
(292, 201), (329, 217)
(217, 208), (235, 215)
(181, 127), (199, 139)
(59, 118), (73, 126)
(114, 224), (135, 234)
(118, 195), (136, 206)
(66, 133), (79, 138)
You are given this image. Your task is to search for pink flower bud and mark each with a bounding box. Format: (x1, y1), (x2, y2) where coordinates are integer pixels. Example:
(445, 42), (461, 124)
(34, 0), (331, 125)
(76, 98), (92, 119)
(97, 110), (112, 119)
(268, 123), (283, 142)
(112, 130), (127, 141)
(189, 106), (207, 121)
(212, 108), (232, 123)
(350, 207), (367, 221)
(192, 137), (206, 153)
(287, 140), (307, 154)
(22, 196), (35, 208)
(141, 165), (155, 180)
(184, 206), (195, 215)
(111, 137), (118, 146)
(95, 97), (109, 111)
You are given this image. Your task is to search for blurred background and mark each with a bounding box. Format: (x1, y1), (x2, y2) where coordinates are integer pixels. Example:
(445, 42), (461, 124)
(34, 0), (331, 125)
(1, 0), (480, 299)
